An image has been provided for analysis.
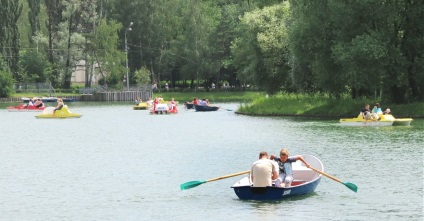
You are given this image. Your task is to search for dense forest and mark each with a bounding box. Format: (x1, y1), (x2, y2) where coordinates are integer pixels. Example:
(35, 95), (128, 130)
(0, 0), (423, 103)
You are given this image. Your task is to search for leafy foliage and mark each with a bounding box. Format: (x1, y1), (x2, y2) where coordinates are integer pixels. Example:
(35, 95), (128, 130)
(0, 0), (421, 103)
(0, 58), (14, 97)
(232, 3), (291, 95)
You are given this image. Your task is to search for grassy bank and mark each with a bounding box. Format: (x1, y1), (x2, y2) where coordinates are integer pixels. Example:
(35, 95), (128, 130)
(10, 91), (423, 118)
(237, 93), (424, 118)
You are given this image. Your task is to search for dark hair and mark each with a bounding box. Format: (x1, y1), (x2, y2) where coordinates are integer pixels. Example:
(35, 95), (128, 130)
(259, 151), (268, 159)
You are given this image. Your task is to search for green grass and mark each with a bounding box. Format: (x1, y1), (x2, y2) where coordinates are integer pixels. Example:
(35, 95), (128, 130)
(238, 92), (424, 118)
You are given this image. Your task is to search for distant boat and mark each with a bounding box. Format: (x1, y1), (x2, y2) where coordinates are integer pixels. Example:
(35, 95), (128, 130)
(194, 104), (219, 112)
(150, 103), (178, 114)
(7, 104), (45, 112)
(340, 114), (412, 126)
(133, 102), (150, 110)
(35, 106), (82, 119)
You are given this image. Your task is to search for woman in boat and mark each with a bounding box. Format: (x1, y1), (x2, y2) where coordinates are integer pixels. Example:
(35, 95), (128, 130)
(53, 98), (64, 114)
(270, 148), (310, 188)
(169, 98), (176, 111)
(371, 103), (382, 120)
(152, 97), (159, 111)
(24, 98), (35, 108)
(146, 98), (153, 107)
(192, 97), (198, 105)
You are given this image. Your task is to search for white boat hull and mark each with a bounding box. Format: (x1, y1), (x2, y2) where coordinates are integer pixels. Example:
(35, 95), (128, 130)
(340, 121), (394, 127)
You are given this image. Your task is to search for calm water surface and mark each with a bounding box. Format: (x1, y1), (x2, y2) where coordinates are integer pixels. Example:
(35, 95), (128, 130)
(0, 102), (423, 221)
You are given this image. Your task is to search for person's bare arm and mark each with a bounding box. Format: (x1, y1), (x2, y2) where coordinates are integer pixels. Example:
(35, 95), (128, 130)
(296, 155), (310, 168)
(272, 171), (278, 180)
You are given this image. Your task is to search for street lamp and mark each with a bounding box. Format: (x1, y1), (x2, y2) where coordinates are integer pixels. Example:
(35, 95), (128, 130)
(125, 22), (133, 91)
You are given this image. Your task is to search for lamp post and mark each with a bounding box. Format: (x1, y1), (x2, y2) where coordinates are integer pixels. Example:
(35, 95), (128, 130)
(125, 22), (133, 91)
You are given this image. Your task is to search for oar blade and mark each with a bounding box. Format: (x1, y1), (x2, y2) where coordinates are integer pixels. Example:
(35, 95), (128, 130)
(180, 180), (206, 190)
(342, 182), (358, 193)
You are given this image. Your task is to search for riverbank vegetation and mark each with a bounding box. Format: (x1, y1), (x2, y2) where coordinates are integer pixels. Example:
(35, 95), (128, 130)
(0, 1), (422, 107)
(237, 93), (424, 118)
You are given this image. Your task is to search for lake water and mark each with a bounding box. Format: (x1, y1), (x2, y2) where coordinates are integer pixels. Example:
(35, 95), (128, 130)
(0, 102), (423, 221)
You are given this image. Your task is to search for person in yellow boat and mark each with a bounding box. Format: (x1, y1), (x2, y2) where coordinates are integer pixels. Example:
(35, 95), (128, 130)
(53, 98), (64, 114)
(135, 97), (142, 105)
(361, 104), (372, 120)
(270, 148), (310, 188)
(383, 108), (391, 115)
(371, 103), (383, 120)
(251, 151), (278, 187)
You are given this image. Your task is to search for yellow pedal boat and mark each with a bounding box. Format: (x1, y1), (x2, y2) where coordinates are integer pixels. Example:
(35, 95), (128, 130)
(35, 106), (82, 119)
(340, 114), (412, 126)
(133, 102), (150, 110)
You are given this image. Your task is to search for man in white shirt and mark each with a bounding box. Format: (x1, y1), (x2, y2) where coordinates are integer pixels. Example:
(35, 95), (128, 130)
(251, 151), (278, 187)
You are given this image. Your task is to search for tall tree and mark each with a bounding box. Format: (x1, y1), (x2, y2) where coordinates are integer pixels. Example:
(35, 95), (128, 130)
(0, 0), (23, 80)
(0, 58), (15, 97)
(289, 0), (424, 102)
(44, 0), (63, 87)
(92, 19), (125, 88)
(232, 2), (291, 94)
(27, 0), (41, 44)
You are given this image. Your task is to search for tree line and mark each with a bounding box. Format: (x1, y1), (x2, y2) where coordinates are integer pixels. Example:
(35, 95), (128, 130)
(0, 0), (422, 103)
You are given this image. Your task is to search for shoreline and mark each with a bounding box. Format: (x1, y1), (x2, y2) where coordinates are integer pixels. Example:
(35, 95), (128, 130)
(2, 94), (423, 119)
(234, 112), (424, 119)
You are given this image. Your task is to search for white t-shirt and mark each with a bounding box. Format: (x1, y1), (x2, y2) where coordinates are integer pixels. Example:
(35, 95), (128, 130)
(251, 159), (277, 187)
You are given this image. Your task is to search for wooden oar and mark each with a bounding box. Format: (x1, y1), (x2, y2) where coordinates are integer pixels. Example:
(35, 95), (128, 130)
(219, 107), (233, 111)
(309, 166), (358, 192)
(180, 170), (250, 190)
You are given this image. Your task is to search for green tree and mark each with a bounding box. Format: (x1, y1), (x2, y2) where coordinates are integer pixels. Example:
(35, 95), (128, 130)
(0, 58), (14, 97)
(133, 66), (151, 85)
(289, 0), (424, 102)
(232, 2), (291, 95)
(27, 0), (41, 44)
(0, 0), (23, 80)
(92, 19), (125, 88)
(44, 0), (63, 87)
(19, 50), (51, 83)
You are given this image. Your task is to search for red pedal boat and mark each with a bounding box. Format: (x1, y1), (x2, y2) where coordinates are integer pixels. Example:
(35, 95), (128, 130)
(7, 104), (45, 112)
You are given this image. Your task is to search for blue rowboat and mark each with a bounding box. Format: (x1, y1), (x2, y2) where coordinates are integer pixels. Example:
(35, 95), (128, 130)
(231, 154), (323, 200)
(194, 104), (219, 112)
